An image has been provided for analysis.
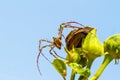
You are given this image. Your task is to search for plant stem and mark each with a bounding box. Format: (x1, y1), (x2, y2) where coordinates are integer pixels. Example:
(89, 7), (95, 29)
(78, 58), (95, 80)
(90, 54), (113, 80)
(87, 58), (95, 69)
(70, 70), (76, 80)
(63, 77), (66, 80)
(78, 76), (88, 80)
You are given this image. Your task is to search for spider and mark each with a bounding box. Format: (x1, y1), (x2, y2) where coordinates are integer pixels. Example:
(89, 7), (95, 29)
(37, 21), (84, 75)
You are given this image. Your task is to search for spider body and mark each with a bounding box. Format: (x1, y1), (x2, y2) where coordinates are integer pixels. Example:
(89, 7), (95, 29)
(53, 37), (62, 49)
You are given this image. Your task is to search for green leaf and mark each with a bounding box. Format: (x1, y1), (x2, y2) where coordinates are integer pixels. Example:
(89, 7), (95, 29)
(69, 63), (90, 77)
(52, 58), (67, 79)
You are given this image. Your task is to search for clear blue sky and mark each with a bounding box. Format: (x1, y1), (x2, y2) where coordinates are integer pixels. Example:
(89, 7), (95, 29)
(0, 0), (120, 80)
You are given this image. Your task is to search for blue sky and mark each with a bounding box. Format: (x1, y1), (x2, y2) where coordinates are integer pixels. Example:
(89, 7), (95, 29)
(0, 0), (120, 80)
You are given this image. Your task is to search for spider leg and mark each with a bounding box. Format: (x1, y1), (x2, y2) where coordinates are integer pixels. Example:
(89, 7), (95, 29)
(38, 39), (53, 62)
(37, 44), (52, 75)
(38, 44), (52, 63)
(62, 34), (65, 39)
(39, 39), (53, 44)
(49, 46), (58, 58)
(41, 53), (51, 63)
(58, 22), (83, 38)
(52, 49), (65, 59)
(37, 39), (53, 75)
(49, 46), (65, 59)
(61, 22), (84, 29)
(66, 21), (84, 27)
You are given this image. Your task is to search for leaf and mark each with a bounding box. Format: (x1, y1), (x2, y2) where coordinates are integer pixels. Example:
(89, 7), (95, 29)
(52, 58), (67, 79)
(69, 63), (90, 77)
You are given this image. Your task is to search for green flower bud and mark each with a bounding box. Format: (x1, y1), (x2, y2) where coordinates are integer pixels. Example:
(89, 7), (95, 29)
(104, 34), (120, 63)
(65, 47), (81, 64)
(82, 28), (104, 59)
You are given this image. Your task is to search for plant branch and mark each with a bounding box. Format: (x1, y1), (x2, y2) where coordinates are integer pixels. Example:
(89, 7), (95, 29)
(90, 54), (113, 80)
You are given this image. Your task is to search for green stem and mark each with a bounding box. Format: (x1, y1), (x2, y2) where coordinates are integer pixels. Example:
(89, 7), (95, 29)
(63, 77), (66, 80)
(87, 58), (95, 69)
(70, 70), (76, 80)
(78, 58), (95, 80)
(78, 76), (88, 80)
(90, 54), (113, 80)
